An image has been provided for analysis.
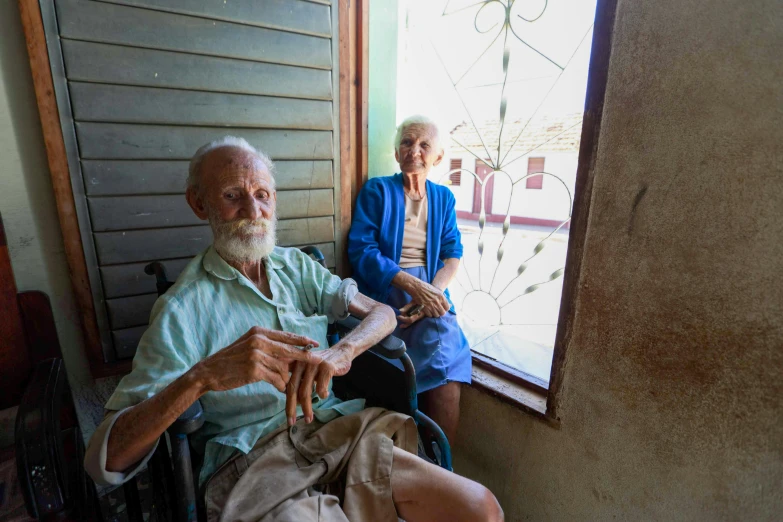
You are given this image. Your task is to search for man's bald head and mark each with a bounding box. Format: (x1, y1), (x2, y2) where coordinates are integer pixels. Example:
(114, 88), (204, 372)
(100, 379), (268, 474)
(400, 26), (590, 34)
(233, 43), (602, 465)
(187, 136), (276, 196)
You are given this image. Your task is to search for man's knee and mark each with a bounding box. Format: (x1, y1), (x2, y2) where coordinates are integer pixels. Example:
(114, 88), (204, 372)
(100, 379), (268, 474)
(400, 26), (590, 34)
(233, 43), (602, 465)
(462, 481), (504, 522)
(477, 484), (504, 522)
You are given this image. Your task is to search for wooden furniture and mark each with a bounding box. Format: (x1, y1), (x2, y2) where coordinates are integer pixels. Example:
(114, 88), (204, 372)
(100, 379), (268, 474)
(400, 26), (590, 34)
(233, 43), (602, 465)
(0, 213), (100, 521)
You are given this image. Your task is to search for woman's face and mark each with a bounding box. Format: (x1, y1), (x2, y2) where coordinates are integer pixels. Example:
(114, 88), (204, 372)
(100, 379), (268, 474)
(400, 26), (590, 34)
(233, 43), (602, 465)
(395, 124), (444, 176)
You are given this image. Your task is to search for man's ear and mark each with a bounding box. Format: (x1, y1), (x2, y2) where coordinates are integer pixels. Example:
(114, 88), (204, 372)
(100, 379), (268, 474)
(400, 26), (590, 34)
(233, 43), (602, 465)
(394, 148), (400, 164)
(186, 188), (209, 220)
(432, 147), (445, 167)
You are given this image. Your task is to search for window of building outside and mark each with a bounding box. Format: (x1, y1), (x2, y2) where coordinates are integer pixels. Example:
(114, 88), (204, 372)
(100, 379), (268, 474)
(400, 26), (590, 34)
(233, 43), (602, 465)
(526, 157), (545, 189)
(370, 0), (598, 389)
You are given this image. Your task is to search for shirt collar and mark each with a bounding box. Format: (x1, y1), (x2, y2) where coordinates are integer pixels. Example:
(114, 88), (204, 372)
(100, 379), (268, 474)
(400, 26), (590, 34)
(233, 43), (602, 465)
(202, 246), (283, 281)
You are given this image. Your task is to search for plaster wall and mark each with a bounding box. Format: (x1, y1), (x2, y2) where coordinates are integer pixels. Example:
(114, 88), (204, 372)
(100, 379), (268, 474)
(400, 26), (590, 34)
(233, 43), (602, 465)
(0, 2), (90, 386)
(454, 0), (783, 520)
(368, 0), (400, 178)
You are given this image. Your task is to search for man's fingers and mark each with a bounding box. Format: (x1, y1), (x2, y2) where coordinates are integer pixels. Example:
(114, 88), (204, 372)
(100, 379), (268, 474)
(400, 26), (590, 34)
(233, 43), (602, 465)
(299, 363), (319, 423)
(315, 367), (332, 399)
(264, 368), (288, 393)
(286, 362), (306, 426)
(262, 328), (319, 348)
(258, 338), (321, 364)
(261, 352), (291, 386)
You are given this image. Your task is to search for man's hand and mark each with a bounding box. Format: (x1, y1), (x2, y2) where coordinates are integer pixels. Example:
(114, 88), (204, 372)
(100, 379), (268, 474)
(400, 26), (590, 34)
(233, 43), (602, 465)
(285, 344), (353, 426)
(194, 326), (320, 394)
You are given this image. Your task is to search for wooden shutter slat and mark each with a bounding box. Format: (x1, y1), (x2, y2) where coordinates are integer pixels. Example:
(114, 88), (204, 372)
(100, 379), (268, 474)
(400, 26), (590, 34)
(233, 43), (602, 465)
(97, 0), (332, 37)
(62, 41), (333, 100)
(56, 0), (332, 69)
(70, 83), (333, 130)
(106, 293), (158, 330)
(94, 217), (335, 264)
(100, 242), (335, 299)
(82, 160), (334, 196)
(88, 190), (334, 232)
(75, 123), (334, 160)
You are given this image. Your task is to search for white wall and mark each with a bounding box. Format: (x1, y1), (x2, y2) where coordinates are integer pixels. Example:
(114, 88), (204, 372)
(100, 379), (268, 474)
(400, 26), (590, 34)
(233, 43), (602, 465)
(0, 2), (90, 386)
(447, 151), (578, 220)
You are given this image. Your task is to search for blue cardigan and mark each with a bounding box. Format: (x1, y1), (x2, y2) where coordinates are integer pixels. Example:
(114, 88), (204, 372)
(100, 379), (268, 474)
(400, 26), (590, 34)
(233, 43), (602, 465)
(347, 173), (463, 310)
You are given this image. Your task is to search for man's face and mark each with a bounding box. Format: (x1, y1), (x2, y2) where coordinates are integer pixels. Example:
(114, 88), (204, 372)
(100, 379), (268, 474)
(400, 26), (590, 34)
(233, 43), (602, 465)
(187, 147), (278, 263)
(395, 124), (444, 176)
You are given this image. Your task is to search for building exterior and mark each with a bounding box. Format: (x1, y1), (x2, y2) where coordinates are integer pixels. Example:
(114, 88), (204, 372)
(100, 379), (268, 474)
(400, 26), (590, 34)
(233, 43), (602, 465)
(445, 112), (582, 228)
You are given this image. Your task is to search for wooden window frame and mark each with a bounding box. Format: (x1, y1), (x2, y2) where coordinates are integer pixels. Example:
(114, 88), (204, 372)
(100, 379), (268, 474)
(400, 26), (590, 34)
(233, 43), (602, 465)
(19, 0), (369, 378)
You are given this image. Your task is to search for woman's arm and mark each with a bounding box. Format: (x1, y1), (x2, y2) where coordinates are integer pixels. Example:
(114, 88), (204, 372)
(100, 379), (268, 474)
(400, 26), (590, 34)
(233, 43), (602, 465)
(432, 257), (460, 291)
(348, 180), (401, 294)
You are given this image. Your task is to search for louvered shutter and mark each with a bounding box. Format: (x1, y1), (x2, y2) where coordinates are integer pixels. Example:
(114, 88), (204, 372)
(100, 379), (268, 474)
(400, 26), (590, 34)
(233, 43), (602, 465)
(39, 0), (342, 361)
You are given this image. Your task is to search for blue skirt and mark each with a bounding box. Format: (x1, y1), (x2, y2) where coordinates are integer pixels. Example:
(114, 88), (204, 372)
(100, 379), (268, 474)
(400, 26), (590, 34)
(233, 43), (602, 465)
(385, 266), (472, 393)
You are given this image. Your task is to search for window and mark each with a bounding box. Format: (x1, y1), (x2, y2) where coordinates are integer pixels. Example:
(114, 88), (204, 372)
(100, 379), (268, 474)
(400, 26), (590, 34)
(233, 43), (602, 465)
(526, 158), (545, 189)
(449, 158), (462, 186)
(370, 0), (602, 409)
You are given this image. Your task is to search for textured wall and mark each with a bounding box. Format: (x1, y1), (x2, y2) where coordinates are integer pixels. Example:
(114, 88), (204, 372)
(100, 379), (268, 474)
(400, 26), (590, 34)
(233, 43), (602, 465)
(0, 2), (90, 385)
(368, 0), (400, 178)
(454, 0), (783, 519)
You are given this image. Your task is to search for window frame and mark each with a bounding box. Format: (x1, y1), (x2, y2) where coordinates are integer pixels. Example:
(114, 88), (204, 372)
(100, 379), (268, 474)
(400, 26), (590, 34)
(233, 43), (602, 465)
(354, 0), (617, 421)
(430, 0), (618, 421)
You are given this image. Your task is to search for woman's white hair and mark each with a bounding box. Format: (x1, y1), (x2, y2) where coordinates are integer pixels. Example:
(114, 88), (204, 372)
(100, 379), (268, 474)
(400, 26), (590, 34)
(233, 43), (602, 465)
(187, 136), (276, 194)
(394, 115), (443, 153)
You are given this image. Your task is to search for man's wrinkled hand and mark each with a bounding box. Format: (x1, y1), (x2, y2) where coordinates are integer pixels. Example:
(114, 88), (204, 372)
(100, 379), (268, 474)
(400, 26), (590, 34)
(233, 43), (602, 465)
(286, 344), (354, 426)
(195, 326), (320, 394)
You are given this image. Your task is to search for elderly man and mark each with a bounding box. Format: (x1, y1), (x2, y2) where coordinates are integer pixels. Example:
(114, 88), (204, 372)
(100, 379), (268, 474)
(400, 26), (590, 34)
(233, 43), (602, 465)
(84, 137), (503, 522)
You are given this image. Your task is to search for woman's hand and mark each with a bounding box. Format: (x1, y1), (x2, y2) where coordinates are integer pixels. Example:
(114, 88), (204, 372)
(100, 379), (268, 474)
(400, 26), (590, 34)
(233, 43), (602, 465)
(406, 278), (450, 318)
(397, 301), (425, 329)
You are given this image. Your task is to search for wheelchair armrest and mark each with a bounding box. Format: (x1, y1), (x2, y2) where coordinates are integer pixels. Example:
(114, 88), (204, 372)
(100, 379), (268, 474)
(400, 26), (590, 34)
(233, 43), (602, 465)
(15, 358), (68, 519)
(167, 400), (204, 436)
(336, 316), (407, 359)
(164, 401), (203, 522)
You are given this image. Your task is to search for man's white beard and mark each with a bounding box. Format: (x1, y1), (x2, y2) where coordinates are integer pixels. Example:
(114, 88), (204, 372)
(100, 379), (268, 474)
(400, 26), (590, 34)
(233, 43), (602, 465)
(210, 213), (277, 264)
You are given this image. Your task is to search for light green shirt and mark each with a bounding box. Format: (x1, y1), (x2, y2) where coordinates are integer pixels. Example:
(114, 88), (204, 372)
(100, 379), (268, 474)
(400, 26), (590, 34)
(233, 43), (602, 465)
(105, 246), (364, 486)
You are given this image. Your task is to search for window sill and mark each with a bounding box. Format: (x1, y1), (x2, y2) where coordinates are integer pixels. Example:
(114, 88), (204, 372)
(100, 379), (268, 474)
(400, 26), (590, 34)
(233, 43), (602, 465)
(470, 365), (558, 427)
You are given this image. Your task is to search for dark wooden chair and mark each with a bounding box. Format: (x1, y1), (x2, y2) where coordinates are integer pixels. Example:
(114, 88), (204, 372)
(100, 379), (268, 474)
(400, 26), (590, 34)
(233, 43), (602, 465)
(117, 246), (452, 522)
(0, 213), (101, 521)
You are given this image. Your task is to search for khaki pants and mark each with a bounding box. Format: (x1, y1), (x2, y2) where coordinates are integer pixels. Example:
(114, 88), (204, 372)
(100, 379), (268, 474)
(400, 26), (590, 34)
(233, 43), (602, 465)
(205, 408), (417, 522)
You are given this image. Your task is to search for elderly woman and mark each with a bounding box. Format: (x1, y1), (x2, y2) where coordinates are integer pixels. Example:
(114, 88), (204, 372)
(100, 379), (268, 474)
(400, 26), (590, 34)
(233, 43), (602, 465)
(348, 115), (471, 444)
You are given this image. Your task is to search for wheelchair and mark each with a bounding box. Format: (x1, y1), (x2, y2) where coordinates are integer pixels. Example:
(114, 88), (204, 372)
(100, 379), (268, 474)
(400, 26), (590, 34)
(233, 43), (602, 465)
(113, 245), (453, 522)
